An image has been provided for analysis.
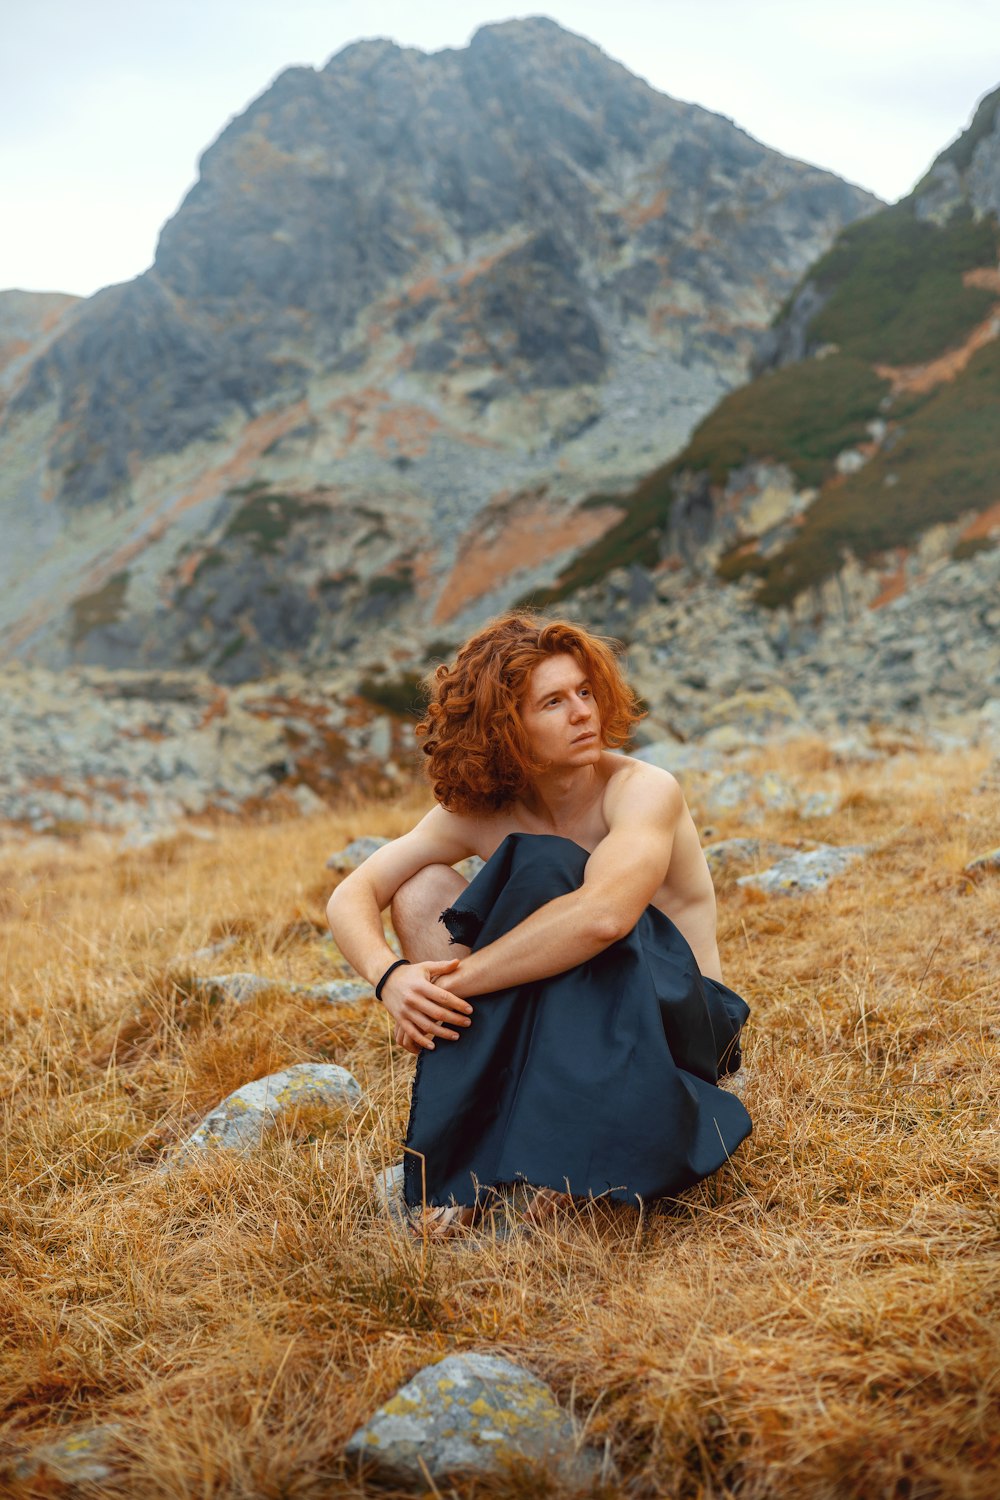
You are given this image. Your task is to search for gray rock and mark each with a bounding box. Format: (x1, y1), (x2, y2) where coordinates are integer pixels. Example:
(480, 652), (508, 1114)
(454, 855), (485, 882)
(13, 1423), (124, 1484)
(738, 844), (869, 895)
(704, 771), (757, 813)
(190, 971), (276, 1004)
(172, 1063), (362, 1157)
(326, 836), (390, 871)
(290, 783), (328, 815)
(703, 838), (794, 873)
(965, 847), (1000, 875)
(186, 935), (239, 963)
(758, 770), (797, 810)
(288, 978), (370, 1004)
(374, 1162), (408, 1229)
(344, 1351), (605, 1488)
(799, 789), (842, 819)
(633, 739), (723, 774)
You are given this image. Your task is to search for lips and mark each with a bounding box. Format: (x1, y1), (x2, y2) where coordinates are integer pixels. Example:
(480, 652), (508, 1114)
(572, 732), (597, 744)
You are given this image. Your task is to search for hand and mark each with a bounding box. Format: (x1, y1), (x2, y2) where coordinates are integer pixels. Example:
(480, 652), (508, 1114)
(381, 958), (474, 1052)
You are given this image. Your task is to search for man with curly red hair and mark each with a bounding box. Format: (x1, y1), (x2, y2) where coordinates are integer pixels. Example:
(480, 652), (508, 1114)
(327, 610), (750, 1233)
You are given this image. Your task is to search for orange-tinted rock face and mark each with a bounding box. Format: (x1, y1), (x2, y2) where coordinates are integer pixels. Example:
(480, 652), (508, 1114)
(430, 490), (624, 625)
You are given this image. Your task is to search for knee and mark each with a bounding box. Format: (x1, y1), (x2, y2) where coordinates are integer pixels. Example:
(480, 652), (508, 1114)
(390, 863), (464, 928)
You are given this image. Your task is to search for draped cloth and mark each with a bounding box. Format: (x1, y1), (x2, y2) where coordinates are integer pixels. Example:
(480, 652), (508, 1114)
(402, 832), (751, 1212)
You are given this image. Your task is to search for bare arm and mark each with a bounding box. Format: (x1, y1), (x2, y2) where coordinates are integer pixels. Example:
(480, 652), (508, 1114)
(325, 806), (477, 1050)
(438, 767), (688, 999)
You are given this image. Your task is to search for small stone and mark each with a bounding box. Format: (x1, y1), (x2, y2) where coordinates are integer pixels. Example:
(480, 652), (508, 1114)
(633, 740), (722, 773)
(186, 935), (239, 963)
(759, 770), (797, 810)
(700, 685), (805, 736)
(287, 979), (370, 1004)
(718, 1067), (748, 1098)
(344, 1351), (605, 1488)
(291, 784), (328, 815)
(326, 836), (390, 871)
(374, 1162), (408, 1228)
(703, 838), (793, 873)
(827, 735), (881, 764)
(14, 1423), (124, 1484)
(964, 847), (1000, 875)
(171, 1063), (362, 1159)
(190, 972), (276, 1004)
(799, 789), (842, 819)
(738, 844), (868, 895)
(698, 724), (764, 753)
(704, 771), (756, 813)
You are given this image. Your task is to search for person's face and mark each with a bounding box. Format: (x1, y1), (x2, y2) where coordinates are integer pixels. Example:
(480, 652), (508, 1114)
(519, 653), (602, 770)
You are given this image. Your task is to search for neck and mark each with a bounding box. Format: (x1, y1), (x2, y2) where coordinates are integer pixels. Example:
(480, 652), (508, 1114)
(518, 762), (601, 830)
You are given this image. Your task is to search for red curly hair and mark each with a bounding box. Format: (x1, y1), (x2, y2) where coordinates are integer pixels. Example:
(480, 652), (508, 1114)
(415, 611), (645, 815)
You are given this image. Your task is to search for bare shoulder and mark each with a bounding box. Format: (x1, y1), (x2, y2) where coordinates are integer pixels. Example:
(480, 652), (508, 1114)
(602, 753), (684, 822)
(339, 801), (477, 909)
(397, 802), (480, 861)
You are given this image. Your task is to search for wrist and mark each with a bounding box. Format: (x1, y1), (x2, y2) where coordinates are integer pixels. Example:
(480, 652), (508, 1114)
(374, 956), (409, 1002)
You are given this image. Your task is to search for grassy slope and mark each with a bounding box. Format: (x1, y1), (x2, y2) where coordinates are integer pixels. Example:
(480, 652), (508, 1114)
(743, 338), (1000, 605)
(1, 741), (998, 1497)
(531, 162), (1000, 612)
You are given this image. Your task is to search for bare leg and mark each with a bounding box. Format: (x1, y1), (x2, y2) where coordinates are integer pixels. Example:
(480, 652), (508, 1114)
(390, 863), (472, 965)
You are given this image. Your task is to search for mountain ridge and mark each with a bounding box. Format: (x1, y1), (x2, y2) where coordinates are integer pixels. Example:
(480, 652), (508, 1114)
(0, 16), (878, 678)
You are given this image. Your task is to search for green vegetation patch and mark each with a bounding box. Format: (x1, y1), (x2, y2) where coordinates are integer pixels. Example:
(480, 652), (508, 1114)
(70, 570), (130, 641)
(952, 535), (998, 562)
(676, 354), (889, 489)
(222, 489), (330, 555)
(747, 338), (1000, 606)
(525, 355), (887, 608)
(802, 202), (999, 366)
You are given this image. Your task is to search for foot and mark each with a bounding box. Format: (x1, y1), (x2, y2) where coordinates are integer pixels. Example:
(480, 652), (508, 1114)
(407, 1203), (478, 1240)
(523, 1186), (576, 1224)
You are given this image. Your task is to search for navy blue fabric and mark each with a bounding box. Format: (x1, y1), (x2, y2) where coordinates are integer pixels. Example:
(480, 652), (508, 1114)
(402, 832), (751, 1211)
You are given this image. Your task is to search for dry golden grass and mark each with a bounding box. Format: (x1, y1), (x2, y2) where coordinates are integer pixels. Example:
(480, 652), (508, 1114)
(1, 742), (998, 1499)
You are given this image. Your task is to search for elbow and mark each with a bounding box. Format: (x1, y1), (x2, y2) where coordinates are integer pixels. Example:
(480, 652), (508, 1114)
(325, 882), (347, 936)
(586, 907), (635, 949)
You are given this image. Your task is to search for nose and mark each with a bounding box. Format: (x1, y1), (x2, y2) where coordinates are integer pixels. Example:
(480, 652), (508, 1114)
(569, 694), (591, 721)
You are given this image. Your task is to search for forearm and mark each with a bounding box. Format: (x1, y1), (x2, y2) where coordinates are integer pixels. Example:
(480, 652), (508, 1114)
(439, 889), (618, 999)
(326, 884), (398, 988)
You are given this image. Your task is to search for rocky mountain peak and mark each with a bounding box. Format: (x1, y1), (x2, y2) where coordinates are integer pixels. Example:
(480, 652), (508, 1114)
(0, 18), (879, 678)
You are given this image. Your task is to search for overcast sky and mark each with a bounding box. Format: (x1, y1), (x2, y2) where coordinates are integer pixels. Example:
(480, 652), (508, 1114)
(3, 0), (998, 298)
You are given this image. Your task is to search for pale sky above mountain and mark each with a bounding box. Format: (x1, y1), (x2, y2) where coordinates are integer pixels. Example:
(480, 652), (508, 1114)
(2, 0), (998, 298)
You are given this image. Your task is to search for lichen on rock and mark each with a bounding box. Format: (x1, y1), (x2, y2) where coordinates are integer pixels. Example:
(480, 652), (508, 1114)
(344, 1351), (606, 1487)
(168, 1063), (362, 1163)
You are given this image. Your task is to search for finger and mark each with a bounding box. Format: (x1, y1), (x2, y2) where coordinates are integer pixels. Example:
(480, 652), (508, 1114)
(425, 957), (460, 976)
(405, 1024), (435, 1051)
(424, 982), (474, 1015)
(406, 1000), (471, 1032)
(404, 1011), (462, 1041)
(404, 987), (473, 1022)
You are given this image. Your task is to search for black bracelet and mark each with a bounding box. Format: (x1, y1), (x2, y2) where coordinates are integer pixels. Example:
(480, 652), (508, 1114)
(375, 957), (409, 1002)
